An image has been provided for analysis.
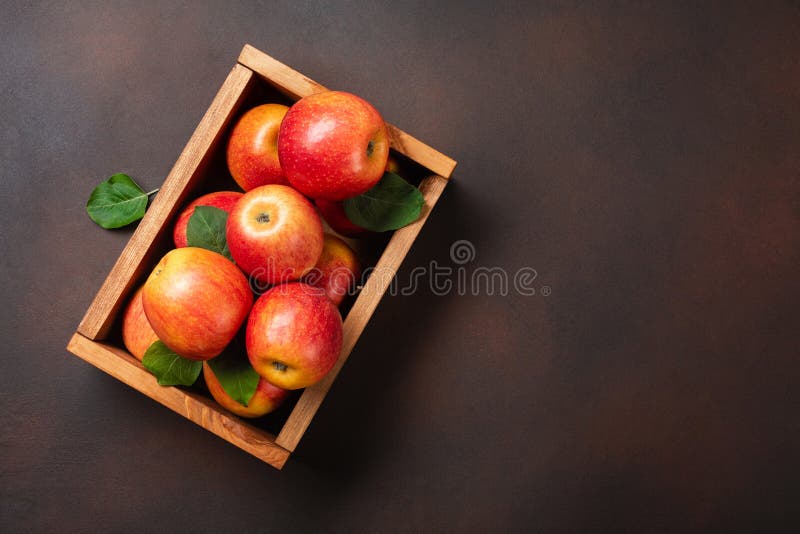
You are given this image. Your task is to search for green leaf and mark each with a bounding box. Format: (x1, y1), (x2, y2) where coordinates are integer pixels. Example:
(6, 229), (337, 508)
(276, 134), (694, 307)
(86, 173), (149, 229)
(142, 341), (202, 386)
(343, 172), (425, 232)
(206, 347), (260, 407)
(186, 206), (232, 260)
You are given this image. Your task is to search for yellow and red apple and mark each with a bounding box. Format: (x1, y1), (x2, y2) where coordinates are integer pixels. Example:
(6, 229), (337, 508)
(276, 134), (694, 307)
(226, 103), (289, 191)
(121, 285), (159, 361)
(172, 191), (243, 248)
(246, 282), (343, 390)
(302, 234), (361, 306)
(226, 184), (324, 286)
(203, 362), (288, 418)
(278, 91), (389, 201)
(142, 247), (252, 360)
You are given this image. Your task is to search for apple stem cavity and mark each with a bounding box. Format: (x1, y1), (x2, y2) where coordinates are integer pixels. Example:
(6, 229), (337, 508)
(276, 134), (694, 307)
(256, 212), (270, 224)
(366, 140), (374, 158)
(272, 361), (288, 372)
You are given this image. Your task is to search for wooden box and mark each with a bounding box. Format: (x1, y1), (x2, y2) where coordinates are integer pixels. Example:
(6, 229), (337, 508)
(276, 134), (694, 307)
(66, 44), (456, 469)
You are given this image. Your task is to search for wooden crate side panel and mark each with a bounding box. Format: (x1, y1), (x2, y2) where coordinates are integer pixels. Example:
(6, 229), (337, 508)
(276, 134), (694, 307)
(238, 44), (328, 99)
(77, 64), (256, 341)
(237, 44), (457, 179)
(67, 333), (290, 469)
(385, 124), (457, 179)
(275, 174), (449, 451)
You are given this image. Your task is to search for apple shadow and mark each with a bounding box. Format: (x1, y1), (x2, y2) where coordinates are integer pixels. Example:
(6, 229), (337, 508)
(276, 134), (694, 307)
(287, 179), (490, 484)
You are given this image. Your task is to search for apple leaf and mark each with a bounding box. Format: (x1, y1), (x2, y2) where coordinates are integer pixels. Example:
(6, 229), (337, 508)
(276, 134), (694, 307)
(186, 206), (232, 260)
(142, 341), (202, 386)
(206, 347), (260, 407)
(343, 172), (424, 232)
(86, 173), (150, 229)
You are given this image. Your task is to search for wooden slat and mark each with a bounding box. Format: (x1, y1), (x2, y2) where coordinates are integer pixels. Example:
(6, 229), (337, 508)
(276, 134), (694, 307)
(275, 174), (449, 451)
(386, 124), (457, 179)
(67, 333), (290, 469)
(77, 64), (256, 340)
(237, 44), (457, 179)
(238, 44), (328, 99)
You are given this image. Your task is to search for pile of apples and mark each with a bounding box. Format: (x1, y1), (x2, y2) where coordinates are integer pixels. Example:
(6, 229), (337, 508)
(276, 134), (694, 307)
(122, 91), (391, 417)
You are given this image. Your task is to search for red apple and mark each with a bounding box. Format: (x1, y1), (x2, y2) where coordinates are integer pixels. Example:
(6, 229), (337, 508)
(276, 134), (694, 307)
(278, 91), (389, 201)
(142, 247), (253, 360)
(315, 199), (370, 237)
(226, 103), (290, 191)
(172, 191), (243, 248)
(302, 234), (361, 306)
(246, 282), (343, 390)
(203, 362), (288, 418)
(226, 184), (324, 286)
(121, 285), (159, 361)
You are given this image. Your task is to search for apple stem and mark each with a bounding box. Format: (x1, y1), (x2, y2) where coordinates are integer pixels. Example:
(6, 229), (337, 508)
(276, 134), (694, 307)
(145, 188), (160, 197)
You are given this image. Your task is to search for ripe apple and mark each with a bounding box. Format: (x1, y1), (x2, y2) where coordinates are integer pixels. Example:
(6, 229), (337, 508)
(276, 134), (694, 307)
(226, 184), (324, 286)
(226, 103), (290, 191)
(315, 199), (370, 237)
(172, 191), (243, 248)
(302, 234), (361, 306)
(278, 90), (389, 201)
(202, 362), (288, 418)
(121, 285), (159, 361)
(142, 247), (253, 360)
(247, 282), (343, 390)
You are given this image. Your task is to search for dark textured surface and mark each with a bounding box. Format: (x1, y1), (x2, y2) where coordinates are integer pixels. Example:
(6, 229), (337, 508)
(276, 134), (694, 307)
(2, 1), (799, 532)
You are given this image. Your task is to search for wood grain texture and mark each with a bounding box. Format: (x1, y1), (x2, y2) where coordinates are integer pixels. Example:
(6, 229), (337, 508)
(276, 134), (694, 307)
(275, 174), (449, 451)
(77, 64), (255, 341)
(238, 44), (328, 99)
(385, 124), (457, 179)
(66, 333), (290, 469)
(237, 44), (457, 179)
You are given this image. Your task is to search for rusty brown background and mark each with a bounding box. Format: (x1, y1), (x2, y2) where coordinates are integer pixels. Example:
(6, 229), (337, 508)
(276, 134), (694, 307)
(1, 1), (799, 532)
